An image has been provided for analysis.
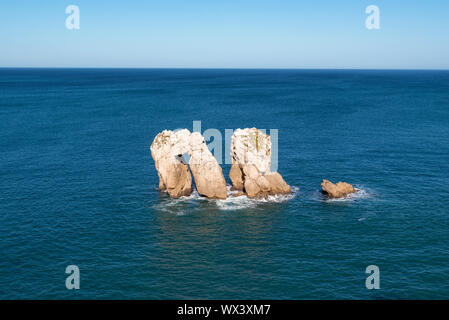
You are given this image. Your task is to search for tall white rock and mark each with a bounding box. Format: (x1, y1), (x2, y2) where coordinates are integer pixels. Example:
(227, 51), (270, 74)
(230, 128), (291, 198)
(150, 129), (192, 198)
(230, 128), (271, 174)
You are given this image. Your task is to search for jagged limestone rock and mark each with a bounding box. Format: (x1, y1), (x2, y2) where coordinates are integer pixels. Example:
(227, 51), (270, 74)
(151, 127), (292, 201)
(230, 128), (291, 198)
(151, 129), (228, 200)
(150, 129), (192, 198)
(230, 128), (271, 174)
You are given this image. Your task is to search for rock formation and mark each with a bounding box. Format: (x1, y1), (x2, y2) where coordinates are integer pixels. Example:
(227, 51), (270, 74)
(231, 128), (271, 174)
(321, 179), (356, 198)
(150, 129), (192, 198)
(151, 127), (292, 200)
(230, 128), (291, 199)
(189, 132), (227, 199)
(151, 129), (227, 200)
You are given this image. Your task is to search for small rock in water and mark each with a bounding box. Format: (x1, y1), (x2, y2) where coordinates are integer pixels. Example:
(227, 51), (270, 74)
(321, 179), (356, 198)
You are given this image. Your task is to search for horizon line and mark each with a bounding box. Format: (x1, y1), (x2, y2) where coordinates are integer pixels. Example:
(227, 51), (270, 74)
(1, 66), (449, 71)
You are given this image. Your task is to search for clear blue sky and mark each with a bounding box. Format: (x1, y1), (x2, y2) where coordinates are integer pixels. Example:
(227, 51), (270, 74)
(0, 0), (448, 69)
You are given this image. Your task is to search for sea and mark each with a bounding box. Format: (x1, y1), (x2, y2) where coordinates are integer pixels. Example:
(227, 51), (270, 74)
(1, 68), (448, 299)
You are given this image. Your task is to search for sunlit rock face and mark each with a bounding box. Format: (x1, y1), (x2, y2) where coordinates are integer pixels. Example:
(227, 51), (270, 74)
(230, 128), (271, 174)
(188, 132), (227, 199)
(230, 128), (291, 199)
(321, 179), (356, 198)
(151, 129), (228, 199)
(151, 127), (291, 200)
(150, 129), (192, 198)
(229, 163), (244, 191)
(264, 172), (291, 195)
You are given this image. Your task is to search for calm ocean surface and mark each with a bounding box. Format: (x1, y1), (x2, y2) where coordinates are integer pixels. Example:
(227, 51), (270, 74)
(1, 68), (448, 299)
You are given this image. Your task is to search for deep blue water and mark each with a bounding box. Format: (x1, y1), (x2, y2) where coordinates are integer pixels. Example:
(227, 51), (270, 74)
(1, 68), (448, 299)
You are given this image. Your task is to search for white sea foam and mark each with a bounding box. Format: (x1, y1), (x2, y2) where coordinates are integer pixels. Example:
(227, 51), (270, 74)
(153, 185), (299, 212)
(321, 186), (371, 203)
